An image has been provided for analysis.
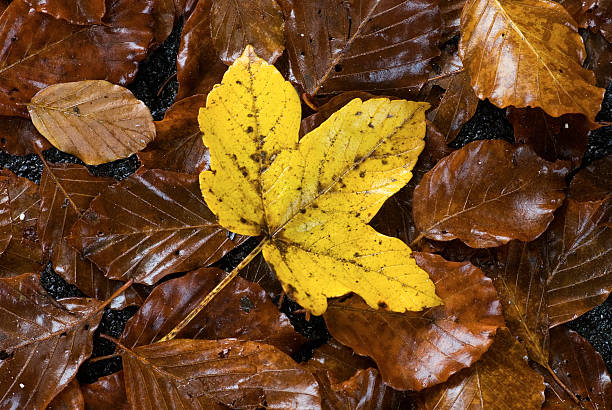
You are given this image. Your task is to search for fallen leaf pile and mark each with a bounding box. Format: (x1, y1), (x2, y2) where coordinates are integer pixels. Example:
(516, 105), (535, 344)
(0, 0), (610, 409)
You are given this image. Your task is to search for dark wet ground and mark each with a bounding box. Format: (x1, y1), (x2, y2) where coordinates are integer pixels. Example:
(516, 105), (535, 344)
(1, 23), (610, 383)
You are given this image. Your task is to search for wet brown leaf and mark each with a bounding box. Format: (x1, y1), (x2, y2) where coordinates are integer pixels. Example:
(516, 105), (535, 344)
(460, 0), (605, 122)
(0, 117), (51, 156)
(569, 154), (611, 202)
(0, 273), (103, 409)
(69, 169), (244, 285)
(324, 252), (504, 391)
(507, 107), (591, 169)
(28, 80), (155, 165)
(417, 328), (545, 409)
(439, 0), (465, 42)
(0, 170), (43, 277)
(121, 339), (321, 409)
(39, 163), (145, 308)
(212, 0), (285, 64)
(559, 0), (612, 43)
(280, 0), (441, 96)
(121, 267), (305, 355)
(25, 0), (105, 25)
(542, 327), (612, 409)
(584, 31), (612, 88)
(81, 372), (129, 410)
(0, 0), (154, 117)
(46, 379), (84, 410)
(413, 140), (568, 248)
(138, 94), (209, 174)
(150, 0), (198, 44)
(0, 180), (10, 258)
(545, 198), (612, 327)
(176, 0), (227, 100)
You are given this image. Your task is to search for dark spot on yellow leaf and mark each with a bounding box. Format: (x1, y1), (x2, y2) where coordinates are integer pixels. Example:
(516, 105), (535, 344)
(378, 301), (388, 309)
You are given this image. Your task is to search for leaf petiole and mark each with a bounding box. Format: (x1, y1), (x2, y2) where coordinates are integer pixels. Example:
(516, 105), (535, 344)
(159, 238), (269, 342)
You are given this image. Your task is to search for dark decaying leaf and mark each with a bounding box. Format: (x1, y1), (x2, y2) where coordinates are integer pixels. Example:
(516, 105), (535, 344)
(121, 267), (305, 355)
(545, 198), (612, 327)
(150, 0), (198, 44)
(558, 0), (612, 43)
(280, 0), (441, 96)
(439, 0), (465, 41)
(507, 107), (592, 168)
(176, 0), (227, 100)
(413, 140), (568, 248)
(0, 170), (43, 277)
(46, 379), (84, 410)
(69, 169), (244, 285)
(240, 253), (284, 299)
(0, 0), (154, 117)
(0, 116), (51, 156)
(568, 154), (611, 202)
(0, 273), (103, 409)
(38, 163), (145, 309)
(81, 371), (129, 410)
(138, 94), (209, 174)
(324, 252), (504, 391)
(488, 241), (550, 367)
(0, 180), (11, 258)
(28, 80), (156, 166)
(121, 339), (322, 409)
(417, 329), (545, 409)
(583, 30), (612, 88)
(542, 326), (612, 409)
(24, 0), (105, 25)
(211, 0), (285, 64)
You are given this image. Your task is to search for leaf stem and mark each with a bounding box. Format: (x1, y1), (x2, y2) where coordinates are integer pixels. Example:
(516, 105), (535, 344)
(409, 233), (425, 249)
(93, 279), (134, 316)
(158, 238), (269, 342)
(544, 363), (580, 404)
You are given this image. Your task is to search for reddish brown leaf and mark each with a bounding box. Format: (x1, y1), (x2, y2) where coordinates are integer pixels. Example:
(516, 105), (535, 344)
(25, 0), (105, 25)
(584, 31), (612, 88)
(439, 0), (465, 42)
(0, 0), (154, 117)
(324, 252), (503, 391)
(39, 163), (144, 308)
(413, 140), (569, 247)
(138, 94), (209, 174)
(150, 0), (198, 44)
(306, 340), (376, 383)
(121, 267), (305, 355)
(542, 327), (612, 409)
(507, 107), (591, 169)
(211, 0), (285, 64)
(81, 372), (129, 410)
(559, 0), (612, 43)
(569, 154), (611, 202)
(176, 0), (227, 100)
(280, 0), (441, 96)
(0, 170), (43, 277)
(69, 169), (244, 284)
(0, 117), (51, 156)
(417, 329), (545, 409)
(545, 198), (612, 327)
(121, 339), (321, 409)
(0, 273), (103, 409)
(46, 379), (84, 410)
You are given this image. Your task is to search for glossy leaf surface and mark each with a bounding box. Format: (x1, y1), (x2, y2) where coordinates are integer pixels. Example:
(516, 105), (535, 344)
(81, 372), (129, 410)
(25, 0), (105, 25)
(46, 379), (84, 410)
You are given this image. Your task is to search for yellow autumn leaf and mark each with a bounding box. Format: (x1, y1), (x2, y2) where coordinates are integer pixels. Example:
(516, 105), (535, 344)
(199, 46), (441, 315)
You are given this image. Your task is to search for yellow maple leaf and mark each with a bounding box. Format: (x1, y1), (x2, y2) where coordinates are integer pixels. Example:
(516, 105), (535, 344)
(199, 46), (441, 315)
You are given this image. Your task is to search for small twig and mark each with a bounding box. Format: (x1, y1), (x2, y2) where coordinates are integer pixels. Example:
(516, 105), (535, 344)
(301, 93), (319, 111)
(157, 73), (177, 96)
(88, 353), (121, 364)
(92, 279), (134, 316)
(98, 333), (122, 346)
(159, 239), (269, 342)
(276, 291), (286, 309)
(409, 233), (425, 249)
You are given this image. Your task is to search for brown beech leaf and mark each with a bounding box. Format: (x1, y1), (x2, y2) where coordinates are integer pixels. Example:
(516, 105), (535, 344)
(0, 0), (154, 117)
(138, 94), (209, 174)
(305, 340), (376, 383)
(121, 267), (305, 355)
(81, 372), (129, 410)
(0, 170), (43, 277)
(28, 80), (155, 165)
(0, 180), (11, 258)
(558, 0), (612, 43)
(439, 0), (465, 42)
(459, 0), (606, 122)
(507, 107), (591, 168)
(150, 0), (198, 44)
(413, 140), (568, 248)
(69, 169), (244, 285)
(0, 273), (103, 410)
(25, 0), (105, 25)
(0, 117), (51, 156)
(545, 198), (612, 327)
(324, 252), (504, 391)
(121, 339), (321, 409)
(280, 0), (441, 96)
(584, 31), (612, 88)
(176, 0), (227, 100)
(488, 241), (550, 367)
(569, 154), (611, 202)
(211, 0), (284, 64)
(542, 327), (612, 409)
(46, 379), (84, 410)
(417, 329), (545, 409)
(39, 163), (145, 309)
